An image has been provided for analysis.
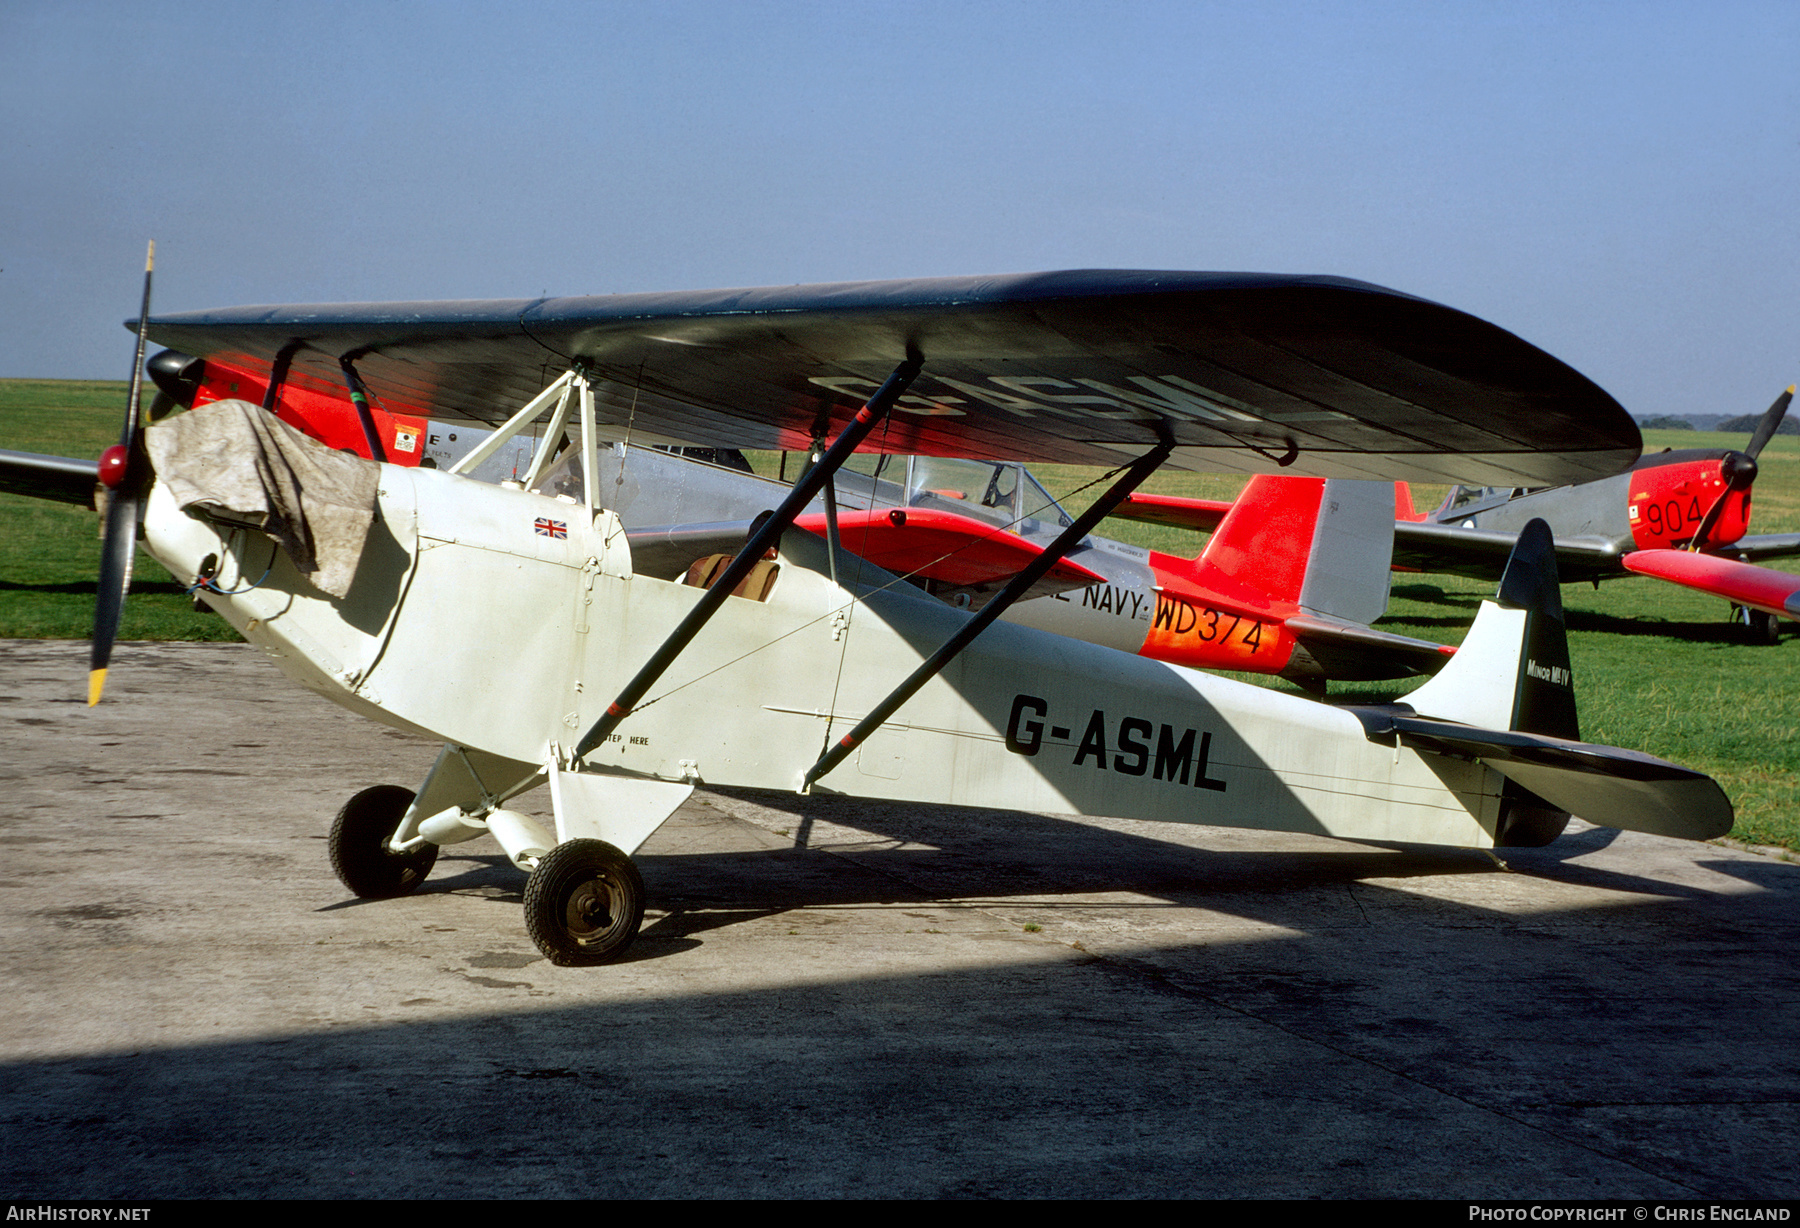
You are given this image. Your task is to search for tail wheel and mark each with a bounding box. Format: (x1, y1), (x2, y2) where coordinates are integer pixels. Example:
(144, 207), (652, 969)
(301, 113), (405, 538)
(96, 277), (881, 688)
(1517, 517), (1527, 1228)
(329, 785), (438, 899)
(1494, 783), (1571, 848)
(524, 839), (644, 966)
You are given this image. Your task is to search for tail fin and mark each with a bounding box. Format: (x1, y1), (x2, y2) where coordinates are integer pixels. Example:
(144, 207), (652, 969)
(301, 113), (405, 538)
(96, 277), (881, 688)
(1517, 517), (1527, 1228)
(1403, 519), (1577, 738)
(1192, 475), (1396, 624)
(1381, 519), (1731, 844)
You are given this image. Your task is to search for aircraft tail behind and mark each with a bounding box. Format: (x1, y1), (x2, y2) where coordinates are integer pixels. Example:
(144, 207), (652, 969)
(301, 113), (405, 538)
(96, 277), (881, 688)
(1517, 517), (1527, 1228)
(1192, 475), (1396, 625)
(1395, 481), (1423, 522)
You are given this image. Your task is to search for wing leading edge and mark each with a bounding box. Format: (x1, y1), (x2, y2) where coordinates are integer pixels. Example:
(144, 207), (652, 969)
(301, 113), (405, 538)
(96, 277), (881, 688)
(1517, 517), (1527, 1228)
(0, 449), (98, 506)
(141, 270), (1638, 487)
(1622, 550), (1800, 621)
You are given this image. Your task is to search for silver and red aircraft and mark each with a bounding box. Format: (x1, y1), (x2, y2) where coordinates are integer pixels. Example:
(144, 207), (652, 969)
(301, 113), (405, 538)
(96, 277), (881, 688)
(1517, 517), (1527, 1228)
(79, 265), (1731, 964)
(1112, 388), (1800, 640)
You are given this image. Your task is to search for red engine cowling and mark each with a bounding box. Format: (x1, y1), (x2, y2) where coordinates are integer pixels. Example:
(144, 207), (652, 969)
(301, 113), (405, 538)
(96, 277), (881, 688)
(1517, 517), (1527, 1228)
(1627, 458), (1750, 549)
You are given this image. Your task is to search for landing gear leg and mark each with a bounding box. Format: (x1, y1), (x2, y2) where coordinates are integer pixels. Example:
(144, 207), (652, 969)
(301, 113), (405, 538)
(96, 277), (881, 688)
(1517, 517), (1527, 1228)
(1731, 603), (1781, 645)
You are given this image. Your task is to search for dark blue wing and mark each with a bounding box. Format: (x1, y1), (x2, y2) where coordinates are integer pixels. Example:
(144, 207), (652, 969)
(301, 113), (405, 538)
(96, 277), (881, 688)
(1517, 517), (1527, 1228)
(141, 269), (1639, 484)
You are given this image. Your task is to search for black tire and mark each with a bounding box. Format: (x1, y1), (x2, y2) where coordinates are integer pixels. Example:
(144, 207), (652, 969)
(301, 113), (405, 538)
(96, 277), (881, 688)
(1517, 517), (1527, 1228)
(1728, 604), (1785, 644)
(524, 839), (645, 966)
(329, 785), (438, 899)
(1494, 799), (1571, 848)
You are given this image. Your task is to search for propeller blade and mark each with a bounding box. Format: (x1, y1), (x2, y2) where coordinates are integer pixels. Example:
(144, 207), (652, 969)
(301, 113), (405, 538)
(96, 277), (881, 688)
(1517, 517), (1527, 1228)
(1689, 388), (1793, 551)
(1744, 385), (1793, 460)
(88, 241), (155, 706)
(1689, 486), (1733, 552)
(89, 483), (140, 704)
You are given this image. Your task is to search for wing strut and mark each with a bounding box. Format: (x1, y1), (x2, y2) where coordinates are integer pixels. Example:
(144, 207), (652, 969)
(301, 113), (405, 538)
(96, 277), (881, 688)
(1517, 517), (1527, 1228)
(801, 438), (1175, 791)
(336, 356), (388, 463)
(811, 439), (844, 587)
(572, 353), (925, 763)
(261, 341), (302, 412)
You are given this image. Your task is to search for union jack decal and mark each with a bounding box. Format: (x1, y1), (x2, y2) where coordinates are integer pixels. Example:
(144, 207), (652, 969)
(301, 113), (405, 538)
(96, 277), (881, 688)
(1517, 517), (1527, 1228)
(534, 518), (568, 539)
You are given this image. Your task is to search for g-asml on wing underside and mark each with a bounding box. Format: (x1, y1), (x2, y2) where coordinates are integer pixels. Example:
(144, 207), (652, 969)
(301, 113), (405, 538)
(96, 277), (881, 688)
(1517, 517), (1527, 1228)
(112, 271), (1729, 964)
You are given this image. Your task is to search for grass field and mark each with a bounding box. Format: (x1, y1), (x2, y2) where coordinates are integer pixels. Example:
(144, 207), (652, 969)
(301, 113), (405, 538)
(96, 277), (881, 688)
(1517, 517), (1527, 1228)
(4, 378), (1796, 847)
(0, 380), (241, 642)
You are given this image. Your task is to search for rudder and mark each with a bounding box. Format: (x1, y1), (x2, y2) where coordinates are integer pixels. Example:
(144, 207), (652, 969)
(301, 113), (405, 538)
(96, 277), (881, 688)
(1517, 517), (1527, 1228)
(1400, 518), (1578, 845)
(1192, 475), (1396, 624)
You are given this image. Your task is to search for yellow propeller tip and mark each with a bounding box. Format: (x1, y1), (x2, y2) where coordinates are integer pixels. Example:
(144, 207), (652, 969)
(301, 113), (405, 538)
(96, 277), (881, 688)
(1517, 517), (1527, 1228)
(87, 668), (107, 707)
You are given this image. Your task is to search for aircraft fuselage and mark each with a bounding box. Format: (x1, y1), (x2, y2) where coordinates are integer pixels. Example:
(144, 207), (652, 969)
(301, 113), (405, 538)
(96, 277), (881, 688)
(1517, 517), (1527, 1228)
(1427, 449), (1750, 558)
(141, 459), (1510, 849)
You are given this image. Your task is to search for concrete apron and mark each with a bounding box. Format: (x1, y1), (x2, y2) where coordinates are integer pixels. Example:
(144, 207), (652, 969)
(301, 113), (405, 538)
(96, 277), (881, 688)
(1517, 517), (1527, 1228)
(2, 639), (1796, 1199)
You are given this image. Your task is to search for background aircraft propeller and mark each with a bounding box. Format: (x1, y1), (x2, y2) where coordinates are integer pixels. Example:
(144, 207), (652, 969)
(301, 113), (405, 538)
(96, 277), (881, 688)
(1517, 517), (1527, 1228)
(1743, 385), (1794, 461)
(89, 242), (155, 705)
(1688, 385), (1792, 551)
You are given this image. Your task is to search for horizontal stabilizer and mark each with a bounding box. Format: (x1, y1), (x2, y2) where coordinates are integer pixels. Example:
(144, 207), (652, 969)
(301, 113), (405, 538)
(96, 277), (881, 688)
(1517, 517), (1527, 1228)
(1371, 519), (1732, 842)
(1118, 484), (1427, 541)
(1284, 613), (1453, 679)
(1622, 550), (1800, 621)
(1726, 533), (1800, 564)
(1355, 712), (1733, 841)
(1392, 520), (1626, 583)
(1110, 492), (1232, 533)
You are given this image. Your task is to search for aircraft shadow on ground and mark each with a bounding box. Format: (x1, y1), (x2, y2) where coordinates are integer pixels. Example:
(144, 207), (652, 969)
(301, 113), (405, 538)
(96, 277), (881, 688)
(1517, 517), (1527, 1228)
(1388, 583), (1487, 609)
(670, 787), (1756, 916)
(310, 788), (1766, 953)
(1563, 609), (1775, 643)
(1389, 581), (1774, 644)
(11, 716), (1800, 1196)
(5, 832), (1797, 1199)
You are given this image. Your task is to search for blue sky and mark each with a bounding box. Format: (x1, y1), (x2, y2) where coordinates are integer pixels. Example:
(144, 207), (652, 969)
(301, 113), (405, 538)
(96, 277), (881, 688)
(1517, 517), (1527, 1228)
(3, 0), (1795, 422)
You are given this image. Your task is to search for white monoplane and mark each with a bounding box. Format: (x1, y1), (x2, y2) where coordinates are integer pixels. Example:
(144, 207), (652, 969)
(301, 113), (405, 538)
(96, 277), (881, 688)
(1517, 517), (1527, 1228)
(95, 269), (1730, 964)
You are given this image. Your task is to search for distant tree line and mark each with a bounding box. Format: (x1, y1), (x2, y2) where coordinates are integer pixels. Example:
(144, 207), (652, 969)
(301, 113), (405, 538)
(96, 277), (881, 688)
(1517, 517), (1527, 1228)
(1636, 414), (1799, 435)
(1717, 413), (1800, 436)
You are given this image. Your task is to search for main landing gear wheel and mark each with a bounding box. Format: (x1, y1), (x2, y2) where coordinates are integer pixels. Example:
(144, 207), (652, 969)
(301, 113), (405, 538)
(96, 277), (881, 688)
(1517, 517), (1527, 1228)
(524, 839), (645, 966)
(330, 785), (438, 899)
(1732, 603), (1781, 645)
